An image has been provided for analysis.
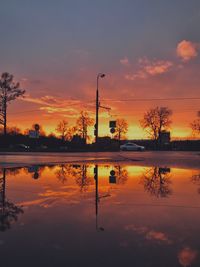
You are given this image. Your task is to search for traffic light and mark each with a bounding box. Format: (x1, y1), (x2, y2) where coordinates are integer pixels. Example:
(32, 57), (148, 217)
(109, 121), (116, 128)
(109, 170), (116, 184)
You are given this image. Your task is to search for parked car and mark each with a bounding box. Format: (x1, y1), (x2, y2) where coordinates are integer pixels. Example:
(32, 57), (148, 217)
(59, 146), (68, 151)
(13, 144), (30, 151)
(120, 142), (145, 151)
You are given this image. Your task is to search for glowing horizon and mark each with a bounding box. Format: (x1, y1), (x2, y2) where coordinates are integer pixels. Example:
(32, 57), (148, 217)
(0, 1), (200, 140)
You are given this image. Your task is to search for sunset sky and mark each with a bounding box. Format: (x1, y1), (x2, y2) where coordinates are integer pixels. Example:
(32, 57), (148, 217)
(0, 0), (200, 139)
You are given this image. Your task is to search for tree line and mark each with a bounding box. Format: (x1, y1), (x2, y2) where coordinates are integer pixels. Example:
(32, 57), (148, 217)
(1, 72), (200, 144)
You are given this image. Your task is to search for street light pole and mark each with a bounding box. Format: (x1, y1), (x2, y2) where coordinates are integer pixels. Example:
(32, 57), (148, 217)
(95, 73), (105, 145)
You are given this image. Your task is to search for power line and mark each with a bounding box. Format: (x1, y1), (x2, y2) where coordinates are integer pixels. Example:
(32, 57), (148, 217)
(8, 109), (42, 115)
(101, 97), (200, 102)
(8, 108), (200, 120)
(8, 101), (95, 115)
(6, 97), (200, 118)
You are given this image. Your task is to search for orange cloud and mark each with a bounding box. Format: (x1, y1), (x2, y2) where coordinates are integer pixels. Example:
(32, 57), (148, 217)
(125, 58), (173, 80)
(40, 107), (79, 117)
(143, 60), (173, 75)
(22, 95), (82, 107)
(176, 40), (198, 61)
(21, 95), (64, 107)
(125, 71), (147, 80)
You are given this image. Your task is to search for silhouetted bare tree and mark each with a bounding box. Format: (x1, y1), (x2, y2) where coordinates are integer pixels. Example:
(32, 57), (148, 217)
(7, 126), (21, 135)
(114, 119), (128, 143)
(55, 120), (74, 142)
(76, 111), (94, 142)
(0, 72), (25, 135)
(140, 106), (172, 142)
(191, 111), (200, 135)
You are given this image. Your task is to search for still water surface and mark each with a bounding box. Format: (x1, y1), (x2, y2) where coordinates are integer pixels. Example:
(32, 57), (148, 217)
(0, 164), (200, 266)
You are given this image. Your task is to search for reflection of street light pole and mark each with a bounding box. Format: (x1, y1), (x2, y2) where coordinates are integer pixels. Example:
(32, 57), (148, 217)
(95, 73), (105, 145)
(94, 165), (104, 232)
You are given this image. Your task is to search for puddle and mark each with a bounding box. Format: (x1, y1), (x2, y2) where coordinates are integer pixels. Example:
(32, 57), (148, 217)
(0, 163), (200, 266)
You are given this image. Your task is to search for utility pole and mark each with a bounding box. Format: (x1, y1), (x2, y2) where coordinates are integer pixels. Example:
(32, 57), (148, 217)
(95, 73), (105, 145)
(95, 80), (99, 144)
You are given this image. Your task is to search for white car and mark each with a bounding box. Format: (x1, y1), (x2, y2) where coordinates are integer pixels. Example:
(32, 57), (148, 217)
(120, 142), (145, 151)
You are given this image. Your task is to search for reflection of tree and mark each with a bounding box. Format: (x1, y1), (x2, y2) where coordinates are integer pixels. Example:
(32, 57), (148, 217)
(75, 165), (93, 192)
(0, 169), (24, 231)
(55, 164), (93, 192)
(55, 164), (69, 184)
(6, 167), (21, 176)
(191, 174), (200, 194)
(114, 165), (128, 185)
(140, 167), (172, 198)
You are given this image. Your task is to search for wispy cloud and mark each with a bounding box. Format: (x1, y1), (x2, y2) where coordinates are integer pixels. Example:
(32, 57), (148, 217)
(141, 58), (173, 75)
(125, 71), (147, 81)
(22, 95), (82, 107)
(120, 57), (130, 66)
(40, 107), (80, 118)
(20, 94), (94, 115)
(124, 40), (199, 82)
(125, 57), (173, 81)
(176, 40), (199, 62)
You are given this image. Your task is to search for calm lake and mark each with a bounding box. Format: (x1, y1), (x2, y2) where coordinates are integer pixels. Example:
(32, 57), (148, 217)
(0, 163), (200, 266)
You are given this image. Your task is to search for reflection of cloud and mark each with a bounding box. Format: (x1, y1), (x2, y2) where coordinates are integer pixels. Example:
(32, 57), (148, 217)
(146, 230), (172, 244)
(125, 58), (173, 81)
(120, 57), (130, 66)
(178, 247), (198, 267)
(125, 225), (148, 234)
(191, 173), (200, 194)
(125, 224), (172, 244)
(18, 186), (83, 208)
(177, 40), (198, 62)
(19, 195), (80, 208)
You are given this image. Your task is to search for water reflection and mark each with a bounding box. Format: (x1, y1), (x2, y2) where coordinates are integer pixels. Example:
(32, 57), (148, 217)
(94, 164), (111, 232)
(0, 163), (200, 266)
(140, 167), (172, 198)
(0, 169), (23, 231)
(191, 173), (200, 194)
(178, 247), (198, 267)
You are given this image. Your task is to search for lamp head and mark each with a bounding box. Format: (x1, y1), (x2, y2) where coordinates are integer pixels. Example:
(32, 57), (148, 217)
(99, 73), (105, 78)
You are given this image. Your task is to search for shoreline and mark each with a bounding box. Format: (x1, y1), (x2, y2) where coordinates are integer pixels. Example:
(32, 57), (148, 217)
(0, 151), (199, 170)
